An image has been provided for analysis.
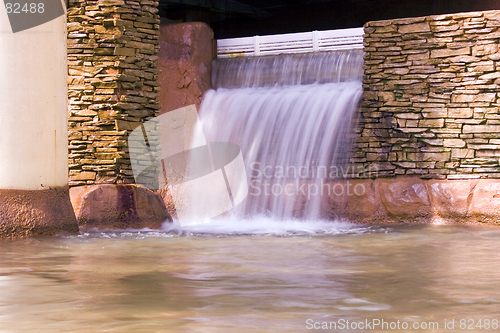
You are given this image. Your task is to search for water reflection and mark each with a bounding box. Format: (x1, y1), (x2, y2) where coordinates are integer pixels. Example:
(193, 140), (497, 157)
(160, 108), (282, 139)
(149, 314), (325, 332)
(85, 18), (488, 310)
(0, 225), (500, 332)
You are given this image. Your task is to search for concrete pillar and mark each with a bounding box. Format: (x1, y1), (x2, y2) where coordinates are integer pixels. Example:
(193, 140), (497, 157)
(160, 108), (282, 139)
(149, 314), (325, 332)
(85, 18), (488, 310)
(0, 2), (78, 237)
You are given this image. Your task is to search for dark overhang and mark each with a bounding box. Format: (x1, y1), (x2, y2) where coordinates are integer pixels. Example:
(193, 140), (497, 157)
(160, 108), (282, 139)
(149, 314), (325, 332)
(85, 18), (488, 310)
(158, 0), (500, 38)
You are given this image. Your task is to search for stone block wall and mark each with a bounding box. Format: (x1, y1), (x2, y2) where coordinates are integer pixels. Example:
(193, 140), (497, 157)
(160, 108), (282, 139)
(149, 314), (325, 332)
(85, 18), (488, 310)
(67, 0), (161, 186)
(358, 10), (500, 180)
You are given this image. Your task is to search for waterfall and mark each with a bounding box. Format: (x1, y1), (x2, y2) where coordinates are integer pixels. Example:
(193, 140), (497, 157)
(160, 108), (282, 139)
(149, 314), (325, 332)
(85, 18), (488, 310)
(197, 50), (364, 220)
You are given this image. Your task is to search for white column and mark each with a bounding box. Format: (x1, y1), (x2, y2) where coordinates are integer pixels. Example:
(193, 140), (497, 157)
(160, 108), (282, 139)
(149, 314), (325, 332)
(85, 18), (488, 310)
(0, 1), (68, 190)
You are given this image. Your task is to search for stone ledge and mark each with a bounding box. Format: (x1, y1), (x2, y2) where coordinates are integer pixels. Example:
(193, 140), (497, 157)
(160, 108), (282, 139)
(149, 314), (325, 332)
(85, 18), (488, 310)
(70, 184), (172, 230)
(316, 177), (500, 225)
(157, 177), (500, 225)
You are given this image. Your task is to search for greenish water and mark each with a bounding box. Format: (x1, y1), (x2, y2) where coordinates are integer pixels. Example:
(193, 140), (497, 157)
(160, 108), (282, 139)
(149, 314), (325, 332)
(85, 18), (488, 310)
(1, 221), (500, 332)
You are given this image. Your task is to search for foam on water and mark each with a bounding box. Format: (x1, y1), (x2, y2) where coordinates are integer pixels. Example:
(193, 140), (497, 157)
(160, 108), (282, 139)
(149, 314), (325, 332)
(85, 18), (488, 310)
(74, 217), (380, 238)
(163, 216), (370, 236)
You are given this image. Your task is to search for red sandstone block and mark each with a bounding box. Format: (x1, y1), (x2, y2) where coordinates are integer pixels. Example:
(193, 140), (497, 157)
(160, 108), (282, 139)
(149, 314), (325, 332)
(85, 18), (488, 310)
(374, 178), (432, 220)
(470, 180), (500, 223)
(70, 184), (172, 230)
(427, 179), (478, 218)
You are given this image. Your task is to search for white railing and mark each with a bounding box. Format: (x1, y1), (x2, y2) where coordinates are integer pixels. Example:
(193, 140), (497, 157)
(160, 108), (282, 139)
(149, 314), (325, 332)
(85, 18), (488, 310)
(216, 27), (364, 58)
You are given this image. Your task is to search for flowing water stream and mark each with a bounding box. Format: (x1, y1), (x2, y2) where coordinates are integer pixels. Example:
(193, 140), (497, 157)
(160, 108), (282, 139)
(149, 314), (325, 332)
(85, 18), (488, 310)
(198, 50), (364, 219)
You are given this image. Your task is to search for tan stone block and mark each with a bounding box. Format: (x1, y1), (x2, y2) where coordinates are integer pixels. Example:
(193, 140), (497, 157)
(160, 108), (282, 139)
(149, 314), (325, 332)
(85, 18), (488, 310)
(94, 95), (118, 102)
(94, 152), (125, 159)
(71, 171), (96, 181)
(114, 46), (136, 56)
(463, 124), (500, 133)
(451, 148), (475, 158)
(114, 19), (134, 28)
(394, 113), (420, 119)
(484, 11), (500, 20)
(448, 108), (473, 118)
(399, 128), (429, 133)
(443, 139), (466, 148)
(476, 150), (500, 157)
(398, 22), (431, 33)
(69, 67), (103, 77)
(467, 61), (495, 72)
(408, 152), (451, 161)
(451, 11), (484, 19)
(478, 72), (500, 80)
(472, 44), (498, 57)
(363, 91), (378, 100)
(386, 68), (410, 75)
(421, 138), (442, 146)
(393, 17), (426, 25)
(95, 89), (115, 95)
(488, 52), (500, 60)
(375, 25), (397, 33)
(92, 81), (118, 89)
(449, 55), (480, 63)
(452, 94), (496, 103)
(115, 102), (141, 110)
(407, 119), (420, 127)
(422, 108), (447, 118)
(68, 130), (83, 140)
(431, 24), (460, 32)
(128, 41), (155, 52)
(408, 52), (430, 61)
(94, 25), (107, 34)
(413, 103), (445, 108)
(430, 47), (471, 58)
(419, 118), (445, 127)
(72, 110), (98, 116)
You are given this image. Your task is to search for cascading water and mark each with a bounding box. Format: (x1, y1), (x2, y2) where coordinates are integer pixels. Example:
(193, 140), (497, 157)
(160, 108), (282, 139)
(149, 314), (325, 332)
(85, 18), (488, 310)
(197, 50), (364, 220)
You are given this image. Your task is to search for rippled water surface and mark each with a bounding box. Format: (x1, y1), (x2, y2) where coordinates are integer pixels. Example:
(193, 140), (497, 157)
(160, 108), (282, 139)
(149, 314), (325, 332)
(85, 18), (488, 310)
(1, 220), (500, 332)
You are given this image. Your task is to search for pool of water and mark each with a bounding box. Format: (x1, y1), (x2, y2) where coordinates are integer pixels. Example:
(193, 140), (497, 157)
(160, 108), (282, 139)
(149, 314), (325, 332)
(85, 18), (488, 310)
(1, 219), (500, 332)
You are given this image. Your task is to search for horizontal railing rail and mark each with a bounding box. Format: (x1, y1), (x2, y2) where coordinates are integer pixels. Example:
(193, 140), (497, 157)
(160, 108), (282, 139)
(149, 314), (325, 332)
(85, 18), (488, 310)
(217, 27), (364, 58)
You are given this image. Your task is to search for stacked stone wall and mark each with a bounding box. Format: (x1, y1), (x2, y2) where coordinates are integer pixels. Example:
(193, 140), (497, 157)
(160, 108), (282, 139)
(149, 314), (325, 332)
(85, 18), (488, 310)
(67, 0), (160, 186)
(358, 10), (500, 179)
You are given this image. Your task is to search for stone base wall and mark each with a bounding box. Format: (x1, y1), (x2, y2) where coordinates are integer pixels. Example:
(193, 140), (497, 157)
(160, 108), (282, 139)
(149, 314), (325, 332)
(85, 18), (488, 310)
(358, 10), (500, 180)
(315, 178), (500, 225)
(67, 0), (161, 186)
